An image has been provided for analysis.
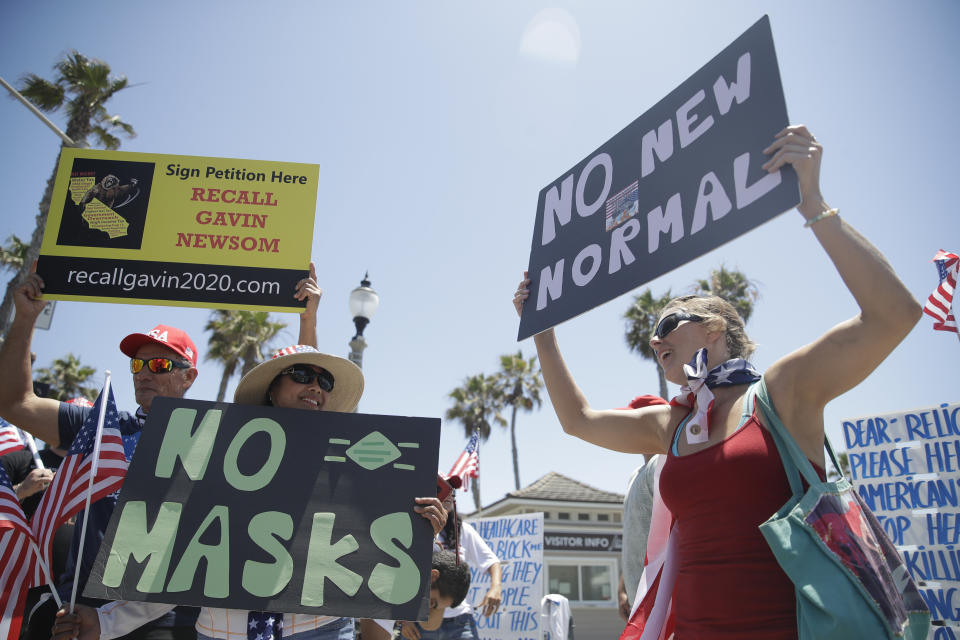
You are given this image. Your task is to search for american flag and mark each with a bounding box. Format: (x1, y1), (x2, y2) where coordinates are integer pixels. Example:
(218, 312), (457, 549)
(924, 250), (959, 333)
(448, 431), (480, 491)
(0, 462), (37, 640)
(29, 383), (128, 586)
(0, 418), (26, 457)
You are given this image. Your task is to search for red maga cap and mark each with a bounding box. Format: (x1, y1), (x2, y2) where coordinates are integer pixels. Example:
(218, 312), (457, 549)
(119, 324), (198, 367)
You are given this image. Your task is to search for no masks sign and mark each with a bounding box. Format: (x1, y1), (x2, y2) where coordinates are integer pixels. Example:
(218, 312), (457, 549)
(84, 398), (440, 620)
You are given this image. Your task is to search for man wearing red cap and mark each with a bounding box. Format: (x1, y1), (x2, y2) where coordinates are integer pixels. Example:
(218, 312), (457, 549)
(0, 272), (201, 640)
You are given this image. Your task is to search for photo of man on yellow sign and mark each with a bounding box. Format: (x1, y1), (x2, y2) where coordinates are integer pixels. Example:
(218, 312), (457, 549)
(37, 148), (319, 312)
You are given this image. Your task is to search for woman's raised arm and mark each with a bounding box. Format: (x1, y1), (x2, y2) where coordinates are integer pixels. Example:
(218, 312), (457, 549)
(762, 126), (922, 457)
(514, 272), (672, 455)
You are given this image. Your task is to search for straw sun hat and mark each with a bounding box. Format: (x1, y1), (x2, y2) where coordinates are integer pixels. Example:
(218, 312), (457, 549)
(233, 345), (364, 412)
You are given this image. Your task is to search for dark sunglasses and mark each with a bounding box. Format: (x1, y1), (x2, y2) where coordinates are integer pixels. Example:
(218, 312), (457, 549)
(279, 365), (334, 392)
(653, 311), (704, 340)
(130, 357), (191, 374)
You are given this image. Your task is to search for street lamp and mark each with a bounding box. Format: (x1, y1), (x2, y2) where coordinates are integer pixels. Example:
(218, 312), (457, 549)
(348, 273), (379, 369)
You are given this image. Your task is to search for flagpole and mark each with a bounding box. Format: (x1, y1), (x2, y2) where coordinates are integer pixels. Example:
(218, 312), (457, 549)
(22, 430), (45, 470)
(68, 371), (111, 613)
(30, 539), (63, 609)
(475, 434), (482, 516)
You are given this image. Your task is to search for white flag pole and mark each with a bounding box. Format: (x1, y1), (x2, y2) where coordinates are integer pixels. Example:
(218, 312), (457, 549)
(21, 429), (44, 470)
(68, 371), (112, 613)
(30, 539), (63, 609)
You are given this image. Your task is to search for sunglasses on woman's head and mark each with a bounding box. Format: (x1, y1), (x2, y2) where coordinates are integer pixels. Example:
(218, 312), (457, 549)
(279, 365), (335, 392)
(653, 311), (704, 340)
(130, 357), (191, 374)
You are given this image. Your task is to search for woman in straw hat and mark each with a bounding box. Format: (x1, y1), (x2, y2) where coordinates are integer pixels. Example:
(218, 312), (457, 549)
(54, 266), (447, 640)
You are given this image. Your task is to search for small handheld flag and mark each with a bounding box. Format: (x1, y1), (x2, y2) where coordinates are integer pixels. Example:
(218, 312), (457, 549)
(0, 418), (26, 457)
(924, 249), (958, 334)
(0, 463), (38, 640)
(29, 377), (128, 588)
(448, 431), (480, 491)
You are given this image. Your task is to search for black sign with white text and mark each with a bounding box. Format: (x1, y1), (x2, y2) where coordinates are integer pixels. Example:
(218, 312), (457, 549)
(84, 398), (440, 620)
(518, 15), (799, 340)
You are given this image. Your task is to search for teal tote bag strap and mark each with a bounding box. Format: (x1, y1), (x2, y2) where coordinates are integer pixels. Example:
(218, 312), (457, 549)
(753, 376), (835, 488)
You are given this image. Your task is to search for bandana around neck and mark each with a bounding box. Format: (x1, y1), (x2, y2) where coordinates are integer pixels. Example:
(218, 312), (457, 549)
(669, 348), (761, 444)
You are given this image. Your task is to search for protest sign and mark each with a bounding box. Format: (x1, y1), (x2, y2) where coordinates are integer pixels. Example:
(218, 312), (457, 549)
(843, 401), (960, 636)
(518, 15), (799, 340)
(84, 398), (440, 620)
(467, 513), (544, 640)
(37, 148), (318, 312)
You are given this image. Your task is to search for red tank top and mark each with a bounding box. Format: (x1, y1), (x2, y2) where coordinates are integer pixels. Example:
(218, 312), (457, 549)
(659, 412), (805, 639)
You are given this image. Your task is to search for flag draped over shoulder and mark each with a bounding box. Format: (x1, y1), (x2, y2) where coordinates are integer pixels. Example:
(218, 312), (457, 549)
(0, 418), (26, 457)
(29, 383), (128, 586)
(924, 249), (959, 333)
(0, 462), (38, 640)
(448, 431), (479, 491)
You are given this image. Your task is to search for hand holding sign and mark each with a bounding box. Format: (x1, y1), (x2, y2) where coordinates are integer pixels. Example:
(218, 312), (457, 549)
(13, 265), (47, 322)
(517, 16), (799, 341)
(52, 604), (99, 640)
(762, 125), (825, 216)
(295, 261), (322, 321)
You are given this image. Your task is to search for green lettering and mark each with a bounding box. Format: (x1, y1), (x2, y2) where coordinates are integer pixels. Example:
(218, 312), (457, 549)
(101, 501), (182, 592)
(155, 408), (222, 480)
(368, 512), (419, 604)
(242, 511), (294, 597)
(300, 512), (362, 606)
(167, 505), (230, 597)
(223, 418), (285, 491)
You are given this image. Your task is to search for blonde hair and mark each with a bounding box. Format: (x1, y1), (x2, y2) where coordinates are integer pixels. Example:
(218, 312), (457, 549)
(660, 295), (756, 359)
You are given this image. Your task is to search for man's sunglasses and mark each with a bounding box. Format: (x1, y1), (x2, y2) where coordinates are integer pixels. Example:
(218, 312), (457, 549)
(653, 311), (704, 340)
(279, 365), (335, 392)
(130, 357), (191, 374)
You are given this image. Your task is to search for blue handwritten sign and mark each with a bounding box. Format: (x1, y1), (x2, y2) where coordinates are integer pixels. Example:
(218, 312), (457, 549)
(466, 514), (544, 640)
(843, 401), (960, 634)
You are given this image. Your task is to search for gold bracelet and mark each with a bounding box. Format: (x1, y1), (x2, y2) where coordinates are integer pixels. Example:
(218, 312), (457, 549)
(803, 207), (839, 228)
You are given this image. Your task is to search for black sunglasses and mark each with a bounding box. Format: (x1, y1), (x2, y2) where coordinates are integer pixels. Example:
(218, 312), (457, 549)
(130, 357), (191, 374)
(279, 365), (335, 392)
(653, 311), (704, 340)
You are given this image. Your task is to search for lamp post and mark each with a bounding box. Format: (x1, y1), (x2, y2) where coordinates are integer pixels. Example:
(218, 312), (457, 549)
(348, 273), (379, 369)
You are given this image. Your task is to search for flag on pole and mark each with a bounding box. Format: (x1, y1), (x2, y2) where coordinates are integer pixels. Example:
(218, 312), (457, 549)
(29, 382), (128, 586)
(0, 418), (26, 457)
(924, 249), (959, 334)
(0, 462), (38, 640)
(448, 431), (480, 491)
(21, 429), (45, 470)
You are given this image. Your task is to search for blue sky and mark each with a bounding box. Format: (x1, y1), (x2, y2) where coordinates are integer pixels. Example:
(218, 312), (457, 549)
(1, 1), (957, 509)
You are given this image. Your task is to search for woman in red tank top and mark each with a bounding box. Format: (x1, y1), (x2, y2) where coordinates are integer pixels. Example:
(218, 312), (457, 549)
(513, 126), (921, 638)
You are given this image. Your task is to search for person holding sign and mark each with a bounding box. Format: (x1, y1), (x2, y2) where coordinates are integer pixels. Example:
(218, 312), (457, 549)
(0, 263), (322, 640)
(513, 126), (922, 638)
(52, 275), (448, 640)
(0, 269), (204, 640)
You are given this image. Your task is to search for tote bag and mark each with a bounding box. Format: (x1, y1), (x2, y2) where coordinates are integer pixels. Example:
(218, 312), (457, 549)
(754, 379), (930, 639)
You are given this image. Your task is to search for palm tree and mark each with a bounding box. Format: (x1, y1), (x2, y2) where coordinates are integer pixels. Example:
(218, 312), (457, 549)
(0, 235), (29, 274)
(495, 351), (543, 490)
(35, 353), (97, 402)
(693, 265), (760, 323)
(205, 310), (286, 401)
(445, 373), (506, 510)
(0, 51), (135, 339)
(206, 311), (245, 402)
(624, 288), (674, 399)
